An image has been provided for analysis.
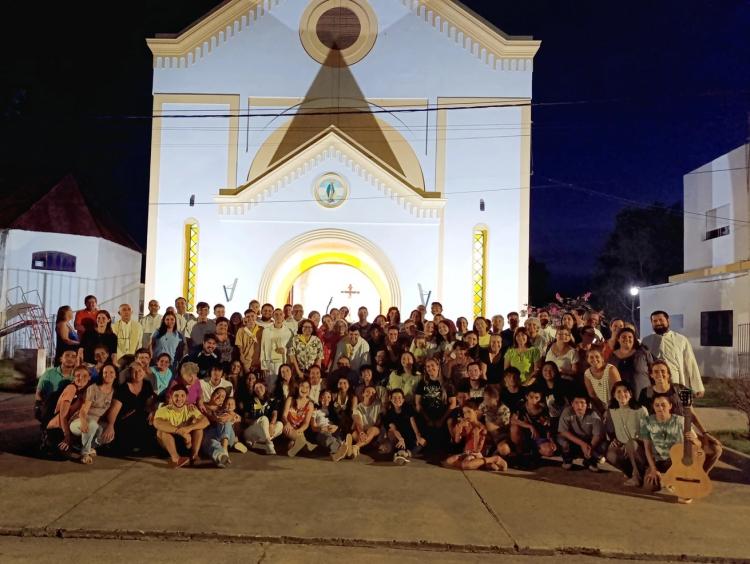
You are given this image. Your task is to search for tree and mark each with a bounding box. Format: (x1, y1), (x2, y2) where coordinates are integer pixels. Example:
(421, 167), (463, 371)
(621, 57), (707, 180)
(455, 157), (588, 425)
(591, 203), (683, 323)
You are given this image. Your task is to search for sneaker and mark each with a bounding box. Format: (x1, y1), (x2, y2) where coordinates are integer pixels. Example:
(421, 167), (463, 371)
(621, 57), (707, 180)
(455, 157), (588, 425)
(394, 450), (410, 465)
(332, 441), (348, 462)
(623, 476), (641, 487)
(561, 462), (573, 470)
(232, 442), (248, 454)
(305, 441), (318, 452)
(677, 497), (693, 505)
(587, 462), (599, 473)
(215, 453), (230, 468)
(598, 456), (606, 465)
(287, 439), (306, 457)
(265, 442), (277, 455)
(348, 443), (360, 460)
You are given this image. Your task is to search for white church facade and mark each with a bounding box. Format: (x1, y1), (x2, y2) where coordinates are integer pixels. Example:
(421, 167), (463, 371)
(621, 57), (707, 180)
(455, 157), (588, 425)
(145, 0), (539, 318)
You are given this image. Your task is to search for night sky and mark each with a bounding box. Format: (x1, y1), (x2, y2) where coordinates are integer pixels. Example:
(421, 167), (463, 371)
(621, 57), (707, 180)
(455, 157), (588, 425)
(2, 0), (749, 295)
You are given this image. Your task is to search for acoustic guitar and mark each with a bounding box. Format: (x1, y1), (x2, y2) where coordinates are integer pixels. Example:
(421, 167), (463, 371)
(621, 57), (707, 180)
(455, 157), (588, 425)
(662, 389), (712, 499)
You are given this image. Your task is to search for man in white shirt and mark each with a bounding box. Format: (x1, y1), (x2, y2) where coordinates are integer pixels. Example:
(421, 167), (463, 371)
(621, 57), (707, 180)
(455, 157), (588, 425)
(174, 297), (195, 334)
(200, 364), (234, 402)
(140, 299), (162, 347)
(284, 304), (304, 334)
(333, 326), (370, 373)
(257, 303), (275, 329)
(584, 310), (604, 341)
(308, 365), (324, 406)
(113, 304), (143, 357)
(642, 310), (704, 397)
(538, 309), (558, 343)
(262, 308), (295, 376)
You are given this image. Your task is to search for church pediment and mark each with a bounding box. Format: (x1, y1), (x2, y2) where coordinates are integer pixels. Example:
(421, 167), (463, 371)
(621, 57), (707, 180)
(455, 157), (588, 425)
(214, 129), (444, 218)
(146, 0), (539, 70)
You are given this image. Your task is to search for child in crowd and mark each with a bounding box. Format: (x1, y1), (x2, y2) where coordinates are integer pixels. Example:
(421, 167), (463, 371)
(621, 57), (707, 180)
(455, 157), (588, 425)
(500, 367), (524, 414)
(444, 399), (508, 471)
(557, 392), (606, 471)
(150, 353), (173, 401)
(352, 385), (381, 456)
(310, 390), (352, 462)
(511, 387), (557, 463)
(381, 389), (425, 464)
(479, 386), (512, 458)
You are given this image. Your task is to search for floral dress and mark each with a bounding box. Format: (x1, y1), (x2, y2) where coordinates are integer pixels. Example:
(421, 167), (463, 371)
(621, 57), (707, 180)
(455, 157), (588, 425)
(289, 335), (324, 371)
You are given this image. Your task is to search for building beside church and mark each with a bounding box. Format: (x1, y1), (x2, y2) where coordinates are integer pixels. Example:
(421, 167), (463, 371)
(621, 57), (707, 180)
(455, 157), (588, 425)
(640, 143), (750, 378)
(0, 175), (143, 357)
(145, 0), (539, 318)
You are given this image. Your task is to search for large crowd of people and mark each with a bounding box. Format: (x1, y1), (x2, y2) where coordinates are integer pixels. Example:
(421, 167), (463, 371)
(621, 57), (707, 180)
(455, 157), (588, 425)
(35, 295), (722, 501)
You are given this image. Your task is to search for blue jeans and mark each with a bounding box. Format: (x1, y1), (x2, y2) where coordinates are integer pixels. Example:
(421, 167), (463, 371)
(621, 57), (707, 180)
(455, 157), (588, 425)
(69, 417), (102, 456)
(201, 422), (236, 462)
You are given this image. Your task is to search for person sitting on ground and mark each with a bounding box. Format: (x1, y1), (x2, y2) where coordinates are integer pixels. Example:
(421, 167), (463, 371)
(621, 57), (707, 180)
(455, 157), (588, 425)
(44, 365), (91, 457)
(153, 384), (209, 468)
(387, 351), (421, 404)
(273, 363), (295, 406)
(170, 361), (203, 408)
(282, 379), (317, 457)
(100, 362), (157, 455)
(200, 363), (234, 404)
(201, 387), (246, 468)
(380, 388), (425, 465)
(355, 364), (388, 409)
(532, 361), (572, 430)
(639, 394), (696, 503)
(510, 387), (557, 464)
(243, 381), (282, 455)
(500, 367), (525, 414)
(69, 363), (117, 464)
(557, 391), (606, 472)
(89, 345), (111, 384)
(415, 357), (455, 450)
(310, 389), (353, 462)
(605, 381), (648, 487)
(352, 384), (382, 456)
(638, 361), (722, 474)
(583, 347), (622, 417)
(333, 376), (357, 433)
(35, 349), (78, 424)
(479, 385), (512, 460)
(444, 398), (508, 471)
(307, 364), (325, 406)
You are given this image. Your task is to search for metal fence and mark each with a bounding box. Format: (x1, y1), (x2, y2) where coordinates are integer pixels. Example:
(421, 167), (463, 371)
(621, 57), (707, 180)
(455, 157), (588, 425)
(738, 322), (750, 379)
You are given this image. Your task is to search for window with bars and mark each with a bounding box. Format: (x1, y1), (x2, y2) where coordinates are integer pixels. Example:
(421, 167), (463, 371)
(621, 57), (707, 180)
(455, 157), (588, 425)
(184, 221), (199, 311)
(472, 228), (488, 318)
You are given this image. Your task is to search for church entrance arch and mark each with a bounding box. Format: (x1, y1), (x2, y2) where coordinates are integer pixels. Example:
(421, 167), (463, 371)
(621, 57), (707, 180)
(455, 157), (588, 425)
(257, 229), (401, 314)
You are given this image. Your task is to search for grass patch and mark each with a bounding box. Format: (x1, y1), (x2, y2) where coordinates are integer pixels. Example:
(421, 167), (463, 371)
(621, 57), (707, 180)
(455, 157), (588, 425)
(695, 378), (732, 408)
(713, 430), (750, 456)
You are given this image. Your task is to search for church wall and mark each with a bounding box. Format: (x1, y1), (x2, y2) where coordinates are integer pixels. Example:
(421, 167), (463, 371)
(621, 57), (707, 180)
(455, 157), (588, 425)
(439, 105), (526, 318)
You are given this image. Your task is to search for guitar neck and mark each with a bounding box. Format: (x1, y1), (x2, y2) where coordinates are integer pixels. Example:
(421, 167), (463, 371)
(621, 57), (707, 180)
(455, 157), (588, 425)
(682, 407), (694, 465)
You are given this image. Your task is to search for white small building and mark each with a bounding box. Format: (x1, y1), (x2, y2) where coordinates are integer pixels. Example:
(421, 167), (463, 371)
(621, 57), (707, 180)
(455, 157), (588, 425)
(0, 175), (143, 357)
(145, 0), (540, 319)
(640, 143), (750, 378)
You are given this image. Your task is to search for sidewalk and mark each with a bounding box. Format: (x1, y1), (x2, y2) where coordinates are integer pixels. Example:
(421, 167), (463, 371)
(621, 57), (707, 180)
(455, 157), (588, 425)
(1, 393), (749, 562)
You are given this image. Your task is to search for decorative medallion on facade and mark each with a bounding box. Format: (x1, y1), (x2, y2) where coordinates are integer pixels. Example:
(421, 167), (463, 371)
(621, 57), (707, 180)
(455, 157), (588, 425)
(300, 0), (378, 66)
(313, 173), (349, 208)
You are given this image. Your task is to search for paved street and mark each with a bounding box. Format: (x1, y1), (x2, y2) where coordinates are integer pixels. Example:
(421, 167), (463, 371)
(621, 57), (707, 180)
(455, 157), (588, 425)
(1, 393), (748, 563)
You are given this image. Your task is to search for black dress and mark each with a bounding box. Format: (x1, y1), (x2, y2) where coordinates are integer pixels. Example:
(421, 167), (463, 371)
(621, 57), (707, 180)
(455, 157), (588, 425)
(80, 330), (117, 363)
(111, 380), (156, 453)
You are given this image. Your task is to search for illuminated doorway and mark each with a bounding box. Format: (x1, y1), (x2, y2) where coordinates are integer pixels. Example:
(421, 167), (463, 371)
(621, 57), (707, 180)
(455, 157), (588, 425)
(289, 263), (381, 316)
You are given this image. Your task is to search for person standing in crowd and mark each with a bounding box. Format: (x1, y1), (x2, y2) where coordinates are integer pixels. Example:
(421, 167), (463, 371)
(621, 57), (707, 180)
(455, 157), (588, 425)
(333, 326), (370, 372)
(80, 310), (118, 364)
(113, 304), (143, 358)
(173, 297), (195, 335)
(54, 305), (79, 364)
(236, 309), (264, 375)
(186, 302), (216, 351)
(139, 299), (162, 348)
(289, 319), (324, 379)
(609, 327), (651, 398)
(74, 295), (98, 337)
(538, 309), (557, 344)
(642, 310), (705, 397)
(352, 306), (372, 339)
(151, 312), (184, 372)
(500, 312), (520, 349)
(262, 308), (295, 377)
(490, 314), (504, 335)
(504, 327), (541, 384)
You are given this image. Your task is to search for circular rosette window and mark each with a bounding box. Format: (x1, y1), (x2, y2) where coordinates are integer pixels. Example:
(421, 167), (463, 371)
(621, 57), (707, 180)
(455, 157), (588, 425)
(300, 0), (378, 66)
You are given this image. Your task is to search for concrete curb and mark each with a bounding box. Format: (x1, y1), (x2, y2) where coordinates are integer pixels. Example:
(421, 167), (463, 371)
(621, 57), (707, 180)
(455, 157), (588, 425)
(1, 526), (748, 563)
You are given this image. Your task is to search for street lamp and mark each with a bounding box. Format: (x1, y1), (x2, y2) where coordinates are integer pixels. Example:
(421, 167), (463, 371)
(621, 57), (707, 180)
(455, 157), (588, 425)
(629, 286), (640, 328)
